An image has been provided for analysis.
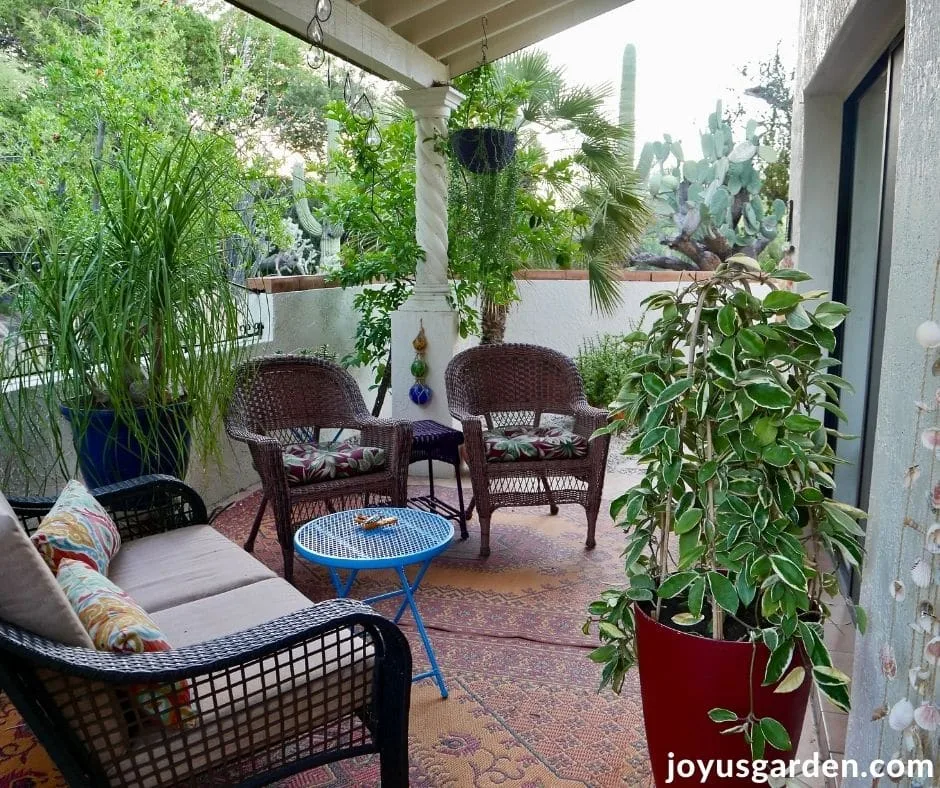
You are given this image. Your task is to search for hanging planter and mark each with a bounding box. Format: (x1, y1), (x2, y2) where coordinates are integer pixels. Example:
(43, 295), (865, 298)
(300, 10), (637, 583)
(450, 128), (517, 174)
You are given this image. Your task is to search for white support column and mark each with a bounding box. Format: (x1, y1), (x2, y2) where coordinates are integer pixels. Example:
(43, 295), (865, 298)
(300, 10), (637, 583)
(390, 85), (464, 426)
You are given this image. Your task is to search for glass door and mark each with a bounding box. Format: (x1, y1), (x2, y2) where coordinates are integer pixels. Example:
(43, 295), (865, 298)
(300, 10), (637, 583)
(830, 36), (904, 599)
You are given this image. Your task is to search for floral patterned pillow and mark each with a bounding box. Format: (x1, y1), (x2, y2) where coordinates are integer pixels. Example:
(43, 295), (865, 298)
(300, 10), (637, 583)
(57, 559), (194, 728)
(32, 480), (121, 575)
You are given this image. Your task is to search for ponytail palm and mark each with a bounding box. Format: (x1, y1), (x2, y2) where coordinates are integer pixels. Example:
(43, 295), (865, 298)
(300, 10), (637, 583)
(1, 129), (250, 486)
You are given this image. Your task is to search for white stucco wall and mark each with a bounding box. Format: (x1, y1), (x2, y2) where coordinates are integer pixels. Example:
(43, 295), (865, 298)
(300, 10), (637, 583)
(194, 277), (701, 504)
(792, 0), (940, 774)
(2, 278), (691, 509)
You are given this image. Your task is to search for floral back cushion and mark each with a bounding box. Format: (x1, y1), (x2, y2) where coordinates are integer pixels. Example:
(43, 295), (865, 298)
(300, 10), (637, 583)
(32, 480), (121, 575)
(57, 559), (194, 728)
(483, 425), (589, 463)
(282, 441), (386, 486)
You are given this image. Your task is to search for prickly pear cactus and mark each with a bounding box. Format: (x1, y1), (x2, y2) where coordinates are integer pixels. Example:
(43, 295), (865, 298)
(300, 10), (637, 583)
(634, 101), (787, 271)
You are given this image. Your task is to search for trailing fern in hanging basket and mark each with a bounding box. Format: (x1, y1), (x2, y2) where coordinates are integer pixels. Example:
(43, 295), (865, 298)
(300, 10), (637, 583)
(585, 256), (867, 781)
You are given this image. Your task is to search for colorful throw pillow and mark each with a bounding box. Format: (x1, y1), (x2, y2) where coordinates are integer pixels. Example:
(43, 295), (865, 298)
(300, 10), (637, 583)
(32, 480), (121, 575)
(483, 425), (589, 462)
(282, 441), (386, 485)
(57, 559), (194, 727)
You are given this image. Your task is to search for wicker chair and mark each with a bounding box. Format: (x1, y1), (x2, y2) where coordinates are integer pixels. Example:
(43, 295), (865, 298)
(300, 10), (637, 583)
(445, 343), (610, 557)
(0, 475), (412, 787)
(225, 355), (413, 583)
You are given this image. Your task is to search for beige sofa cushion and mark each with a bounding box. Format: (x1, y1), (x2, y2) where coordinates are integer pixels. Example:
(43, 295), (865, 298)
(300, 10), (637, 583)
(108, 525), (276, 613)
(112, 580), (375, 787)
(0, 492), (93, 647)
(151, 577), (314, 646)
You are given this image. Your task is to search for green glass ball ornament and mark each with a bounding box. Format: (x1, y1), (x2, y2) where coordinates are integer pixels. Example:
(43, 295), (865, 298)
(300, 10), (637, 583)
(410, 357), (428, 378)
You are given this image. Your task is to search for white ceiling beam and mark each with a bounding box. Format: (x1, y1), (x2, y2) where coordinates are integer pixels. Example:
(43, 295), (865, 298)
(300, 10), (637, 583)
(423, 0), (575, 60)
(442, 0), (630, 76)
(226, 0), (448, 87)
(395, 0), (516, 47)
(359, 0), (449, 28)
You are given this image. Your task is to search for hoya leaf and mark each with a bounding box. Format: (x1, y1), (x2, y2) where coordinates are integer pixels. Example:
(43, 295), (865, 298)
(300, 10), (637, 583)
(672, 612), (704, 626)
(688, 576), (706, 617)
(769, 269), (812, 282)
(784, 414), (821, 433)
(758, 717), (792, 752)
(639, 426), (669, 452)
(717, 305), (737, 336)
(674, 508), (704, 534)
(813, 665), (851, 685)
(707, 571), (739, 614)
(657, 571), (698, 599)
(764, 640), (794, 685)
(853, 604), (868, 635)
(774, 667), (806, 694)
(786, 304), (812, 330)
(763, 290), (803, 312)
(708, 708), (738, 723)
(770, 554), (808, 592)
(813, 301), (851, 329)
(745, 383), (792, 410)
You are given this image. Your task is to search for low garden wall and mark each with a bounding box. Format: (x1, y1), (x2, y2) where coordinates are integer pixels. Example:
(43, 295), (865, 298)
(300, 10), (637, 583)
(1, 272), (703, 508)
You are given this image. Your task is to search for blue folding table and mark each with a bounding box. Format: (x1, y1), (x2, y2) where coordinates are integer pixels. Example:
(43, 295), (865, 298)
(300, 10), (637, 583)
(294, 507), (453, 698)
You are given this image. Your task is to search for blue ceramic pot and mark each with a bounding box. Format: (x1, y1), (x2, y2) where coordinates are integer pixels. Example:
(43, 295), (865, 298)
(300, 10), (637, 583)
(60, 400), (191, 488)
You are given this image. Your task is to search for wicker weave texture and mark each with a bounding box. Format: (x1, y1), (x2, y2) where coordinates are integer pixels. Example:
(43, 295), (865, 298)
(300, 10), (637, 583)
(224, 355), (414, 582)
(445, 343), (610, 557)
(1, 477), (412, 787)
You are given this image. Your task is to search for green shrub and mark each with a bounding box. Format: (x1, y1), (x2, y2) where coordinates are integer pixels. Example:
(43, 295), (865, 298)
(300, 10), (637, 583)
(576, 331), (642, 408)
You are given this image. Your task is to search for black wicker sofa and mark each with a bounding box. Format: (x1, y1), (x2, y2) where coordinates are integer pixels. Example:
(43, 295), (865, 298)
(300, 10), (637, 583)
(0, 475), (412, 787)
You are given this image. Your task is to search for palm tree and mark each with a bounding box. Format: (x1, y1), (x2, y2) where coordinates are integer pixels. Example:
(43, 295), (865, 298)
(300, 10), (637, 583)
(452, 51), (649, 343)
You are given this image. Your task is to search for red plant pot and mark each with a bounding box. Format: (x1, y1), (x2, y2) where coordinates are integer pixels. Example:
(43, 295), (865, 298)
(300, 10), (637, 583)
(635, 604), (812, 786)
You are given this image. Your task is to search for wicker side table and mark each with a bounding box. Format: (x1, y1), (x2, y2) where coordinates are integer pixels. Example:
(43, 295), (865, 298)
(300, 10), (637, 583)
(408, 419), (468, 539)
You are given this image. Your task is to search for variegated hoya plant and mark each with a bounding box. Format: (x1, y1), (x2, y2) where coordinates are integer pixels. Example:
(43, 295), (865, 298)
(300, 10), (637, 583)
(586, 255), (867, 759)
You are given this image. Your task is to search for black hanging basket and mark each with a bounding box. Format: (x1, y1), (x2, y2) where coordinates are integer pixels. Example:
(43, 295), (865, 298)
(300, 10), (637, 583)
(450, 128), (517, 174)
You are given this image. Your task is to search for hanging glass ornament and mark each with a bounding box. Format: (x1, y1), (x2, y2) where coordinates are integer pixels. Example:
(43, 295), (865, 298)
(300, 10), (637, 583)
(365, 123), (382, 150)
(315, 0), (332, 22)
(305, 44), (325, 69)
(310, 18), (324, 46)
(408, 321), (432, 405)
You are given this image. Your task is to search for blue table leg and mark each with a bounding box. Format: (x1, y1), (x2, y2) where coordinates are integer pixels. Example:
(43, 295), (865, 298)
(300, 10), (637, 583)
(392, 559), (432, 624)
(394, 565), (448, 698)
(328, 567), (359, 597)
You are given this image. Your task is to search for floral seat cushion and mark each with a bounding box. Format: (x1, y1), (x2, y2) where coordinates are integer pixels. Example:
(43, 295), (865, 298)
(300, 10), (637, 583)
(483, 425), (588, 463)
(282, 441), (386, 485)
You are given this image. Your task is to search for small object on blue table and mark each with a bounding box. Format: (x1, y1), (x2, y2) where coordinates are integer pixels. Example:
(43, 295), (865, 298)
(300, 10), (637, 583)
(294, 507), (453, 698)
(408, 419), (468, 539)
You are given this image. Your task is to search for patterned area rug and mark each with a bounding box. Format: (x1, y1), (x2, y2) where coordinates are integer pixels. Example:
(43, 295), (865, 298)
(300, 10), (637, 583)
(0, 486), (652, 787)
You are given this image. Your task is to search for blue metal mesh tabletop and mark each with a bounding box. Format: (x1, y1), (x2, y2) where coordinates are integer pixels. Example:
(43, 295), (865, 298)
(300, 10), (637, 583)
(294, 507), (454, 570)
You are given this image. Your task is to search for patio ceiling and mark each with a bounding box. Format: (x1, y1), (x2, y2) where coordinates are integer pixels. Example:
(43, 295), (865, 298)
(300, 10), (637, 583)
(225, 0), (635, 86)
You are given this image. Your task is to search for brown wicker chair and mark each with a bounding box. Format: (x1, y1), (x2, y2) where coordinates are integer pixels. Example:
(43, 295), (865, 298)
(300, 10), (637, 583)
(225, 355), (413, 582)
(445, 343), (610, 557)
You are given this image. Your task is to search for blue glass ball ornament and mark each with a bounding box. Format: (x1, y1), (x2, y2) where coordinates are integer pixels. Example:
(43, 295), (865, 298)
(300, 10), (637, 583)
(408, 381), (432, 405)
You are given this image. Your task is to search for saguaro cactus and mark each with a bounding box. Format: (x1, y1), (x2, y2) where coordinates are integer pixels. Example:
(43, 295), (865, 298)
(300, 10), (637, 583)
(619, 44), (636, 164)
